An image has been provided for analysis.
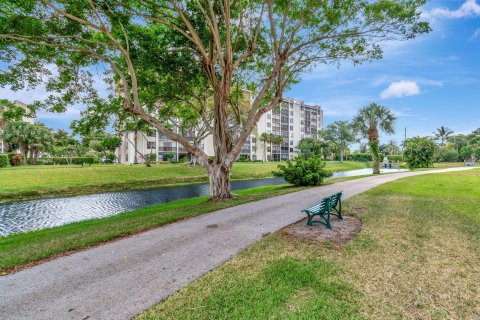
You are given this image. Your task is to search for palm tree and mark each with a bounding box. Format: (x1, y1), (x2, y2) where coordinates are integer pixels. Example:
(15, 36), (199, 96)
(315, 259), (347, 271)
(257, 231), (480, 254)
(433, 126), (454, 146)
(271, 134), (284, 161)
(259, 132), (270, 162)
(353, 103), (396, 174)
(1, 121), (32, 161)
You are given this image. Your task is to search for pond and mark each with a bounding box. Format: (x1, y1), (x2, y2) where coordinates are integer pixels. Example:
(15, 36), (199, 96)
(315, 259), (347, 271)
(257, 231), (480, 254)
(0, 168), (408, 237)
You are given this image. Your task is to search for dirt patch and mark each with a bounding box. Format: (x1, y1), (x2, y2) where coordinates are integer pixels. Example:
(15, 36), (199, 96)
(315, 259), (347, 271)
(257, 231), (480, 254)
(281, 215), (362, 245)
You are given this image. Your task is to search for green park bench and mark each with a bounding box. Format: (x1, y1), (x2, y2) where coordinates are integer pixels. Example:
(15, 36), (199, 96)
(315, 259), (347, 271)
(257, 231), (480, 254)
(302, 192), (343, 229)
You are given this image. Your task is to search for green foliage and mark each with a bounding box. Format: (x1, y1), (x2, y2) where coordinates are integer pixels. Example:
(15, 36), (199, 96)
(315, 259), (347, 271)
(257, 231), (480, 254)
(296, 138), (324, 159)
(436, 148), (460, 162)
(350, 153), (373, 162)
(274, 156), (332, 186)
(40, 157), (96, 165)
(386, 154), (403, 162)
(403, 137), (436, 169)
(322, 121), (357, 161)
(165, 152), (175, 161)
(0, 154), (9, 168)
(459, 145), (475, 160)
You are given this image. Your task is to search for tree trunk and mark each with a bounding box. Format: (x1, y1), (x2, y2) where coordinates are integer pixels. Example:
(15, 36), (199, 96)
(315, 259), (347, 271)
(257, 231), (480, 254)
(368, 126), (380, 174)
(340, 148), (344, 162)
(207, 163), (233, 199)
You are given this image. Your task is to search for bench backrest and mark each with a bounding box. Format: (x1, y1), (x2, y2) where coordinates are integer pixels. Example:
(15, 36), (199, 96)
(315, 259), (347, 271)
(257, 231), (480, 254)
(330, 192), (342, 207)
(305, 197), (330, 214)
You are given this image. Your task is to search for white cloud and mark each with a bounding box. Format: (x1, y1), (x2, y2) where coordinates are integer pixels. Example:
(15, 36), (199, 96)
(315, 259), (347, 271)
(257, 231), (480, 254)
(423, 0), (480, 19)
(380, 81), (421, 99)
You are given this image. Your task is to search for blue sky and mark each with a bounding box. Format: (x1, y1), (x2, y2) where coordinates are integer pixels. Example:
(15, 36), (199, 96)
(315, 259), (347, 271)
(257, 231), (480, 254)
(1, 0), (479, 147)
(289, 0), (480, 145)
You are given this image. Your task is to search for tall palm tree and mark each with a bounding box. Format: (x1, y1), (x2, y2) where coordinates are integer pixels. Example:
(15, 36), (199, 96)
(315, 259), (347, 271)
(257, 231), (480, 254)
(259, 132), (270, 162)
(272, 134), (284, 161)
(353, 103), (396, 174)
(433, 126), (454, 146)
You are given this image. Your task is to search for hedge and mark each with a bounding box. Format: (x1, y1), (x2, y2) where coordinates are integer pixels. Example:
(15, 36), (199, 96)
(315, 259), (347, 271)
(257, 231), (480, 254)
(0, 154), (9, 168)
(386, 154), (403, 162)
(40, 157), (96, 165)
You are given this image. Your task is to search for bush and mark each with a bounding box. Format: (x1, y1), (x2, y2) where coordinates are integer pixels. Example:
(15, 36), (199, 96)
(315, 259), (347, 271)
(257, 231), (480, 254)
(273, 156), (332, 186)
(12, 153), (24, 166)
(436, 148), (460, 162)
(40, 157), (95, 165)
(386, 154), (403, 162)
(350, 153), (372, 162)
(459, 145), (475, 160)
(0, 154), (9, 168)
(403, 136), (436, 169)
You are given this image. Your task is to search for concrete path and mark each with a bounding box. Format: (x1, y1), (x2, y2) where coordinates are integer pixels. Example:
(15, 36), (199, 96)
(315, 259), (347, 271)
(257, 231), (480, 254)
(0, 167), (476, 320)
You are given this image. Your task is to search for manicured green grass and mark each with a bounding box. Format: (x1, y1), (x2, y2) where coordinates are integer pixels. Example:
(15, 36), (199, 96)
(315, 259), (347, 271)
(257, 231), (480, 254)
(0, 161), (366, 203)
(138, 169), (480, 320)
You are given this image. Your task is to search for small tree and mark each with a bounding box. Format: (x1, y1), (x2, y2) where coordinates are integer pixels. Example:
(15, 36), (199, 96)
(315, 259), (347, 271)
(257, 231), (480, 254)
(323, 121), (357, 162)
(403, 136), (436, 169)
(296, 138), (324, 160)
(436, 148), (460, 163)
(274, 156), (332, 187)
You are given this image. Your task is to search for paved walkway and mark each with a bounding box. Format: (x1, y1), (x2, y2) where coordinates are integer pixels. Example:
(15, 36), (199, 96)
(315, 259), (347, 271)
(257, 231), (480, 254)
(0, 167), (475, 319)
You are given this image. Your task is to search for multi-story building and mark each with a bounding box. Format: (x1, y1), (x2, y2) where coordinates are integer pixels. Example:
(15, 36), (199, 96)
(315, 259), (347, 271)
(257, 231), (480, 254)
(0, 101), (36, 153)
(116, 98), (323, 163)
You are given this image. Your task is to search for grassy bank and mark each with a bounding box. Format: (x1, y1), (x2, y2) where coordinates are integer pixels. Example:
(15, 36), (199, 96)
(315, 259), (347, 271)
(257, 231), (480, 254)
(0, 161), (366, 203)
(138, 169), (480, 320)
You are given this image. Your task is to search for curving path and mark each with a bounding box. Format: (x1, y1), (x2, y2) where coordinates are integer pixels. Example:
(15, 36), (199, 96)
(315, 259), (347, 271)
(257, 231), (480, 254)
(0, 167), (476, 320)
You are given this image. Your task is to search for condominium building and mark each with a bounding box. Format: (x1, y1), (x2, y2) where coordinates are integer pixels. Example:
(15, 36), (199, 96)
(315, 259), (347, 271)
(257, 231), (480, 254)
(116, 98), (323, 163)
(0, 101), (36, 153)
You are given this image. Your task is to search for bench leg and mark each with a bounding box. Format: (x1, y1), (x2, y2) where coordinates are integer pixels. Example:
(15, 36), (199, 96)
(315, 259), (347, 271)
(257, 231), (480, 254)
(306, 213), (313, 226)
(325, 210), (332, 229)
(337, 200), (343, 220)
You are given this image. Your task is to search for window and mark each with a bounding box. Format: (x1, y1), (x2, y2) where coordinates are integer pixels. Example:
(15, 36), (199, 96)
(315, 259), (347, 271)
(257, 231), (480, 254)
(290, 140), (293, 145)
(290, 111), (293, 116)
(290, 118), (293, 123)
(147, 141), (156, 149)
(267, 114), (271, 119)
(290, 148), (294, 152)
(267, 122), (271, 128)
(290, 126), (293, 131)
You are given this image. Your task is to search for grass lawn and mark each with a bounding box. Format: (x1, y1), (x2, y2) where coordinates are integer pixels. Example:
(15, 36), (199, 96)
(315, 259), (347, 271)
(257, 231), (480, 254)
(138, 169), (480, 320)
(0, 161), (366, 203)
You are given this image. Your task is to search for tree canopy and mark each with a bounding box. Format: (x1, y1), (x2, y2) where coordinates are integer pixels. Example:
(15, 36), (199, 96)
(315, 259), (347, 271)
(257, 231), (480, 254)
(0, 0), (430, 198)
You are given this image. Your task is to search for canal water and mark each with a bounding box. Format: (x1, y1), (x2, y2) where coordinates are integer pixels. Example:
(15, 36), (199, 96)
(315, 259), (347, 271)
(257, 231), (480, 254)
(0, 168), (407, 237)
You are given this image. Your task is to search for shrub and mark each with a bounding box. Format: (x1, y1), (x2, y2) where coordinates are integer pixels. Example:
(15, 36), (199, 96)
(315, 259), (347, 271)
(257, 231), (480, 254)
(386, 154), (403, 162)
(459, 145), (475, 160)
(436, 148), (460, 162)
(165, 152), (175, 161)
(273, 156), (332, 186)
(40, 157), (95, 165)
(403, 136), (436, 169)
(12, 153), (24, 166)
(0, 154), (9, 168)
(350, 153), (372, 162)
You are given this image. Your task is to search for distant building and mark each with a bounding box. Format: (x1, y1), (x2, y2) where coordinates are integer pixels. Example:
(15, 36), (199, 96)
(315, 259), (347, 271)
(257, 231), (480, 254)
(116, 98), (323, 163)
(0, 101), (36, 153)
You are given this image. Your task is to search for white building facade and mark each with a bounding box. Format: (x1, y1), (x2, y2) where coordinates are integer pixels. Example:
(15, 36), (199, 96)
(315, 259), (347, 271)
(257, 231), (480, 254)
(116, 98), (323, 163)
(0, 101), (36, 153)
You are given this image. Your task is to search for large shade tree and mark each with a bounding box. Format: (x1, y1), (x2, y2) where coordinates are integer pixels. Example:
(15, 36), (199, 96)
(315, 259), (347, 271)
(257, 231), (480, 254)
(352, 103), (396, 174)
(0, 0), (429, 199)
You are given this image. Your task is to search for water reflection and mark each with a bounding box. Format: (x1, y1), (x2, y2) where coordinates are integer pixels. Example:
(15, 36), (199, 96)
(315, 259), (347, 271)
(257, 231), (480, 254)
(0, 177), (286, 237)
